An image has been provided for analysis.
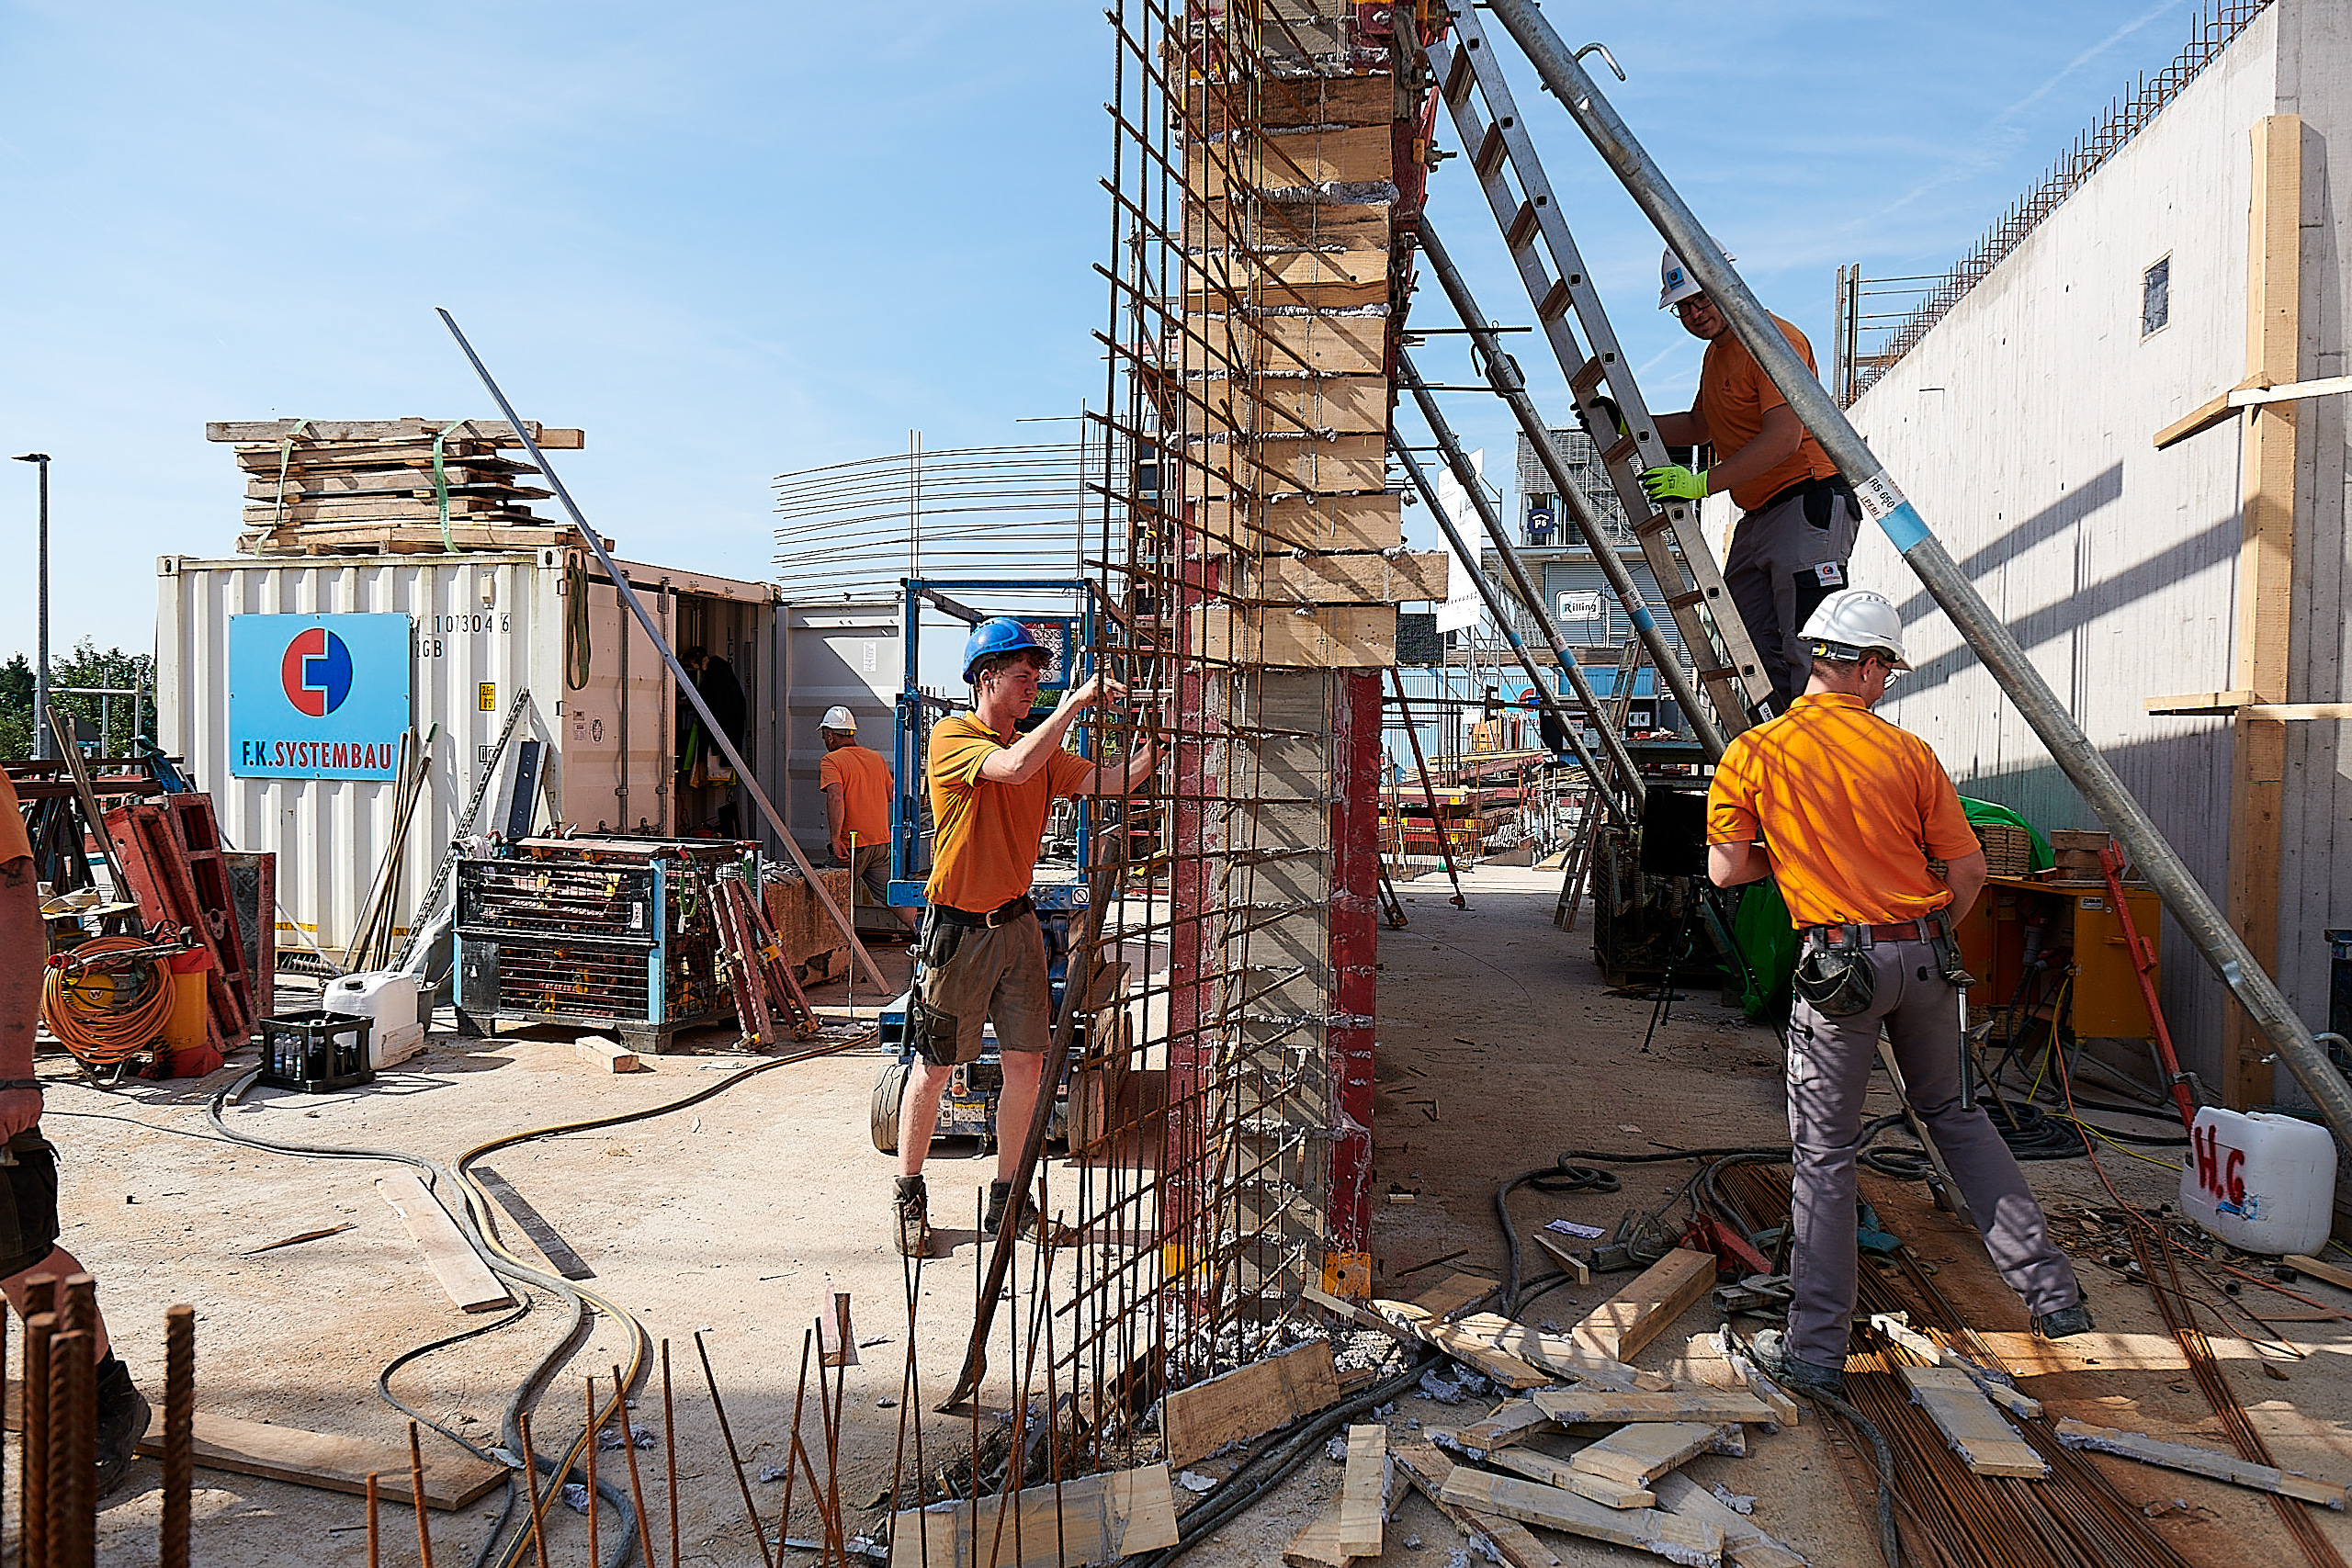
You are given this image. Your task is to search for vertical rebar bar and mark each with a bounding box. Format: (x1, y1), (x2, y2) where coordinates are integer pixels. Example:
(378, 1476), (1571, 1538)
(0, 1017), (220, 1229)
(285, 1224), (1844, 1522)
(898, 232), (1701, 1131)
(610, 1364), (654, 1568)
(661, 1341), (680, 1568)
(23, 1307), (52, 1568)
(406, 1421), (435, 1568)
(161, 1303), (193, 1568)
(691, 1333), (774, 1568)
(366, 1471), (380, 1568)
(50, 1325), (91, 1568)
(583, 1376), (598, 1568)
(516, 1412), (551, 1568)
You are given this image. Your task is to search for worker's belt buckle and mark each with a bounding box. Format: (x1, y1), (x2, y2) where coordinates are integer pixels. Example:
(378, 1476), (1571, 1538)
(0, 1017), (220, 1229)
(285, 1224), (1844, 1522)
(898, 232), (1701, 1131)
(936, 896), (1033, 931)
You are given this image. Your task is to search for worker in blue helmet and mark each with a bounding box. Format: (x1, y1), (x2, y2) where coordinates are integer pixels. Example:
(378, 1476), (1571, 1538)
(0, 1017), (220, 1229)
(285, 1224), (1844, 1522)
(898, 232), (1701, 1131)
(960, 617), (1048, 682)
(890, 616), (1159, 1256)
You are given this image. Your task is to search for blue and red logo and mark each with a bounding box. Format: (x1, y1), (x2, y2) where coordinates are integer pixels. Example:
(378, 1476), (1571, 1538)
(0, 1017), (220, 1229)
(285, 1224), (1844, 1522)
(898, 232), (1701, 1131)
(231, 614), (409, 781)
(279, 627), (354, 717)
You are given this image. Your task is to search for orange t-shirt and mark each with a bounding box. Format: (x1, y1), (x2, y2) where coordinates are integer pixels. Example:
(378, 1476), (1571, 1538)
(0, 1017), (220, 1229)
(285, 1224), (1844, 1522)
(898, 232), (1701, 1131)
(0, 775), (28, 863)
(818, 743), (893, 849)
(924, 715), (1095, 913)
(1706, 694), (1979, 928)
(1697, 312), (1840, 513)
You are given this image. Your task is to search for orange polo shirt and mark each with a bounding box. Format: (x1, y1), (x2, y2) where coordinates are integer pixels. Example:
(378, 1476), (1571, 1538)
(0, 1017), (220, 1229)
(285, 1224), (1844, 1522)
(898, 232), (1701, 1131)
(1697, 312), (1841, 513)
(1706, 694), (1978, 928)
(924, 715), (1095, 913)
(818, 742), (892, 849)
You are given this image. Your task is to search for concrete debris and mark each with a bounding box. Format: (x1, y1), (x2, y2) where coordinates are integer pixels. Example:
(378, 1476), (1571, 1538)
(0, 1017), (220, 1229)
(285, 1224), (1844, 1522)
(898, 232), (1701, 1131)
(1178, 1470), (1217, 1493)
(561, 1483), (590, 1514)
(1418, 1370), (1467, 1404)
(1710, 1483), (1756, 1516)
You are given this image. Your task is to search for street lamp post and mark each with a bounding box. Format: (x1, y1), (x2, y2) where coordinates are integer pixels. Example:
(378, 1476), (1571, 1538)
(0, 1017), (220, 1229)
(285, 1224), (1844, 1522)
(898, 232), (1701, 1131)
(11, 454), (49, 760)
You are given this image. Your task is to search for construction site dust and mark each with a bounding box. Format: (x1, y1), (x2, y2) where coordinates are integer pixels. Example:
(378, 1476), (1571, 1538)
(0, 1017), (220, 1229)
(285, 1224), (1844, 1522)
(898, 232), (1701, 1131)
(4, 2), (2352, 1567)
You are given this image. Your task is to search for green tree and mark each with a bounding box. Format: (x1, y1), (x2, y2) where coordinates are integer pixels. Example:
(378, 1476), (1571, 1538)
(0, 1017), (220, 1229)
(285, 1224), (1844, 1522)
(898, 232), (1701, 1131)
(0, 643), (153, 759)
(0, 655), (30, 760)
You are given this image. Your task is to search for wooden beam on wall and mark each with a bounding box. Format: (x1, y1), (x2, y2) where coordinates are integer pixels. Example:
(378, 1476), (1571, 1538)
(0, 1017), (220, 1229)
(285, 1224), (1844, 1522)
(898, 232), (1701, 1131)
(2223, 113), (2303, 1110)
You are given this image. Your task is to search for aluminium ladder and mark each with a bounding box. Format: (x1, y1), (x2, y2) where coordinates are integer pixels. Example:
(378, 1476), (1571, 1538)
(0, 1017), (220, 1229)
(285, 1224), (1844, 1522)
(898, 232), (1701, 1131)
(1423, 7), (1773, 741)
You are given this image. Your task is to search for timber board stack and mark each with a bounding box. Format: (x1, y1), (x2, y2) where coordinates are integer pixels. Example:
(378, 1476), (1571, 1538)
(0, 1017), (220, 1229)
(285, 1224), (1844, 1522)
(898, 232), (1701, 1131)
(207, 418), (593, 557)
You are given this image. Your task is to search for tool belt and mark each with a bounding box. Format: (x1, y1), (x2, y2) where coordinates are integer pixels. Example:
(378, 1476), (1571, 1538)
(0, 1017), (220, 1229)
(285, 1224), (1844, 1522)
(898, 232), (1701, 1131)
(929, 895), (1034, 930)
(1797, 914), (1949, 947)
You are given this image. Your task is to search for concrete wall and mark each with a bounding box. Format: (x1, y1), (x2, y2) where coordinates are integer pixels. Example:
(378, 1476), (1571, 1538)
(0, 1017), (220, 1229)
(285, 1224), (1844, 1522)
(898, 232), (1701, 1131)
(1849, 1), (2352, 1097)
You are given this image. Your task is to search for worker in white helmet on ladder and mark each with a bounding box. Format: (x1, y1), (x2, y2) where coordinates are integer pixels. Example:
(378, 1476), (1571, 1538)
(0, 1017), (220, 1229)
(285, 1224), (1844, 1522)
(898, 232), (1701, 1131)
(1705, 590), (2091, 1399)
(1643, 246), (1859, 716)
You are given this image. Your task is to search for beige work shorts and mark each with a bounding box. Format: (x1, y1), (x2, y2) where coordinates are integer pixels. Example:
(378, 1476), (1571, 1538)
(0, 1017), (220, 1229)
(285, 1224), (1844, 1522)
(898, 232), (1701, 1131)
(911, 909), (1052, 1066)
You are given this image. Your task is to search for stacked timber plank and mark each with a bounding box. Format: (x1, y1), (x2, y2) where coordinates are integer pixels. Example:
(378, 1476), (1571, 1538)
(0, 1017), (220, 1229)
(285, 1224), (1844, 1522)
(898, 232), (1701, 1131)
(1176, 64), (1445, 669)
(206, 418), (588, 556)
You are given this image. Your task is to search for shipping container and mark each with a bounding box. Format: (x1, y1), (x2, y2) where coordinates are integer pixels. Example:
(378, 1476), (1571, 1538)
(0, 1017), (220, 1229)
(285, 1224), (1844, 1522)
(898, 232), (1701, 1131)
(154, 547), (899, 966)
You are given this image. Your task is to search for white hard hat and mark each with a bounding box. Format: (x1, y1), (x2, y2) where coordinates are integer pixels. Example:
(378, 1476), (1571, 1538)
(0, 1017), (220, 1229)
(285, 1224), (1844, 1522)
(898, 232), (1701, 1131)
(1799, 589), (1909, 669)
(1657, 243), (1735, 310)
(820, 705), (858, 732)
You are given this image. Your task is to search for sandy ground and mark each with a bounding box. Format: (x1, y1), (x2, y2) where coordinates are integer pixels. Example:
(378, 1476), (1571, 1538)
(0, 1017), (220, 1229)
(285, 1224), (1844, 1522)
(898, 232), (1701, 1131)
(32, 863), (2352, 1566)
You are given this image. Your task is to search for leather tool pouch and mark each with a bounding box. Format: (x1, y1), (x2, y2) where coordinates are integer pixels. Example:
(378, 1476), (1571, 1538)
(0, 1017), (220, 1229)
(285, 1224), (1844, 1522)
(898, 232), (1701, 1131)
(909, 913), (968, 1067)
(1792, 932), (1875, 1019)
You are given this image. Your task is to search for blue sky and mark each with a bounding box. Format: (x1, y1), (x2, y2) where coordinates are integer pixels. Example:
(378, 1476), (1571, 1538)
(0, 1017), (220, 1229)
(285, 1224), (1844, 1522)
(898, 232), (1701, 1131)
(0, 0), (2202, 659)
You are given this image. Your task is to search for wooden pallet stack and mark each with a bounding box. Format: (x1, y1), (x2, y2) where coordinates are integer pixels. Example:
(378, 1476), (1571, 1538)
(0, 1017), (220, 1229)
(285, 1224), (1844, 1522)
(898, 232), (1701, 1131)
(206, 418), (591, 556)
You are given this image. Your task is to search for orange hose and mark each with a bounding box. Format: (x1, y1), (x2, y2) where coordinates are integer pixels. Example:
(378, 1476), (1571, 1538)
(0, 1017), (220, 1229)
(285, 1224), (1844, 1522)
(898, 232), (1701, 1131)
(40, 938), (175, 1066)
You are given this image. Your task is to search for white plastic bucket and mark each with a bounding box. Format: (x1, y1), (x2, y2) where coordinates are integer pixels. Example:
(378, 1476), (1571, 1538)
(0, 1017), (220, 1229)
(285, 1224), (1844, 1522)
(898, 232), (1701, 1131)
(2178, 1106), (2335, 1257)
(327, 970), (426, 1069)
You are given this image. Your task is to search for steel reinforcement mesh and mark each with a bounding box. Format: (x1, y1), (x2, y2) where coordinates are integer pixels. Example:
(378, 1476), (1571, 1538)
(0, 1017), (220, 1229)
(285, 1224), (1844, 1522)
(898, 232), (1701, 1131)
(880, 1), (1402, 1532)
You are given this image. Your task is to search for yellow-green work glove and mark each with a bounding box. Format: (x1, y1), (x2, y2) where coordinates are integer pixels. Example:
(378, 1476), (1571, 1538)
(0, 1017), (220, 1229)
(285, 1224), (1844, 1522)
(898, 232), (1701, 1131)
(1639, 464), (1709, 502)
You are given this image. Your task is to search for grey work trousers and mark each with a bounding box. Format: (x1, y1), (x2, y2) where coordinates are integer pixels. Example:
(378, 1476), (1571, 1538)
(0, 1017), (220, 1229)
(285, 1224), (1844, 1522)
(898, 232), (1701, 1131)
(1724, 483), (1860, 713)
(1784, 935), (2081, 1368)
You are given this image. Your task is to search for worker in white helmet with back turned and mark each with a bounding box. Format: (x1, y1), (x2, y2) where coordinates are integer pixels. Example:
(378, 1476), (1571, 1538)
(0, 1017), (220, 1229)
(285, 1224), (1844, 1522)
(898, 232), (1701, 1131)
(1642, 246), (1858, 716)
(1705, 589), (2091, 1399)
(819, 705), (916, 932)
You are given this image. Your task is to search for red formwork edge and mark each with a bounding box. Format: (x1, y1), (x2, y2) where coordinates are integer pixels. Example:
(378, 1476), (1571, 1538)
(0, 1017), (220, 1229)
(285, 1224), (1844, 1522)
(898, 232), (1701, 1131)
(103, 795), (254, 1047)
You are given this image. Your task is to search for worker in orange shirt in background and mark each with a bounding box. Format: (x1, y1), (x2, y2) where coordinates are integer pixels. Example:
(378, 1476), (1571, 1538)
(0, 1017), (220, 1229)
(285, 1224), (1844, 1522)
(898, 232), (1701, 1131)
(1642, 246), (1857, 716)
(819, 706), (915, 933)
(889, 619), (1157, 1256)
(1706, 590), (2089, 1399)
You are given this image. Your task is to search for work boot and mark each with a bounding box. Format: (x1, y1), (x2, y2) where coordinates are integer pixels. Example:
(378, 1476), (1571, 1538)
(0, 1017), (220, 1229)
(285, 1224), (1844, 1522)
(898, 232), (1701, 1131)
(1748, 1329), (1847, 1400)
(892, 1175), (936, 1258)
(2032, 1301), (2095, 1339)
(983, 1180), (1073, 1246)
(95, 1355), (152, 1498)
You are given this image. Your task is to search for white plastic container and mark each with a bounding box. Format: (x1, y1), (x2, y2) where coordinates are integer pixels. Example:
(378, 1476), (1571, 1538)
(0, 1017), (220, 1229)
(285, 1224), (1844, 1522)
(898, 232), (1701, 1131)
(326, 971), (425, 1069)
(2179, 1106), (2336, 1256)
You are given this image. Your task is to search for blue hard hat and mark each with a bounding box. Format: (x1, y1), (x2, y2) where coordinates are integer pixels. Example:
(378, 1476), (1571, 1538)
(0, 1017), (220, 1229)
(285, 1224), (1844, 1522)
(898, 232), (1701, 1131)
(962, 617), (1047, 682)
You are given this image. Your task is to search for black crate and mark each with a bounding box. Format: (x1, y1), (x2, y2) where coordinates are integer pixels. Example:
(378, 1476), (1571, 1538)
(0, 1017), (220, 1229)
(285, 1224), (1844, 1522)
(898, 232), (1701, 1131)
(258, 1011), (374, 1093)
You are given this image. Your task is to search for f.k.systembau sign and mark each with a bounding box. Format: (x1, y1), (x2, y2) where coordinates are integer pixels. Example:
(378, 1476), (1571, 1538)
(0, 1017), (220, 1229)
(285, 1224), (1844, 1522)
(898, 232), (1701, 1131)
(228, 613), (413, 780)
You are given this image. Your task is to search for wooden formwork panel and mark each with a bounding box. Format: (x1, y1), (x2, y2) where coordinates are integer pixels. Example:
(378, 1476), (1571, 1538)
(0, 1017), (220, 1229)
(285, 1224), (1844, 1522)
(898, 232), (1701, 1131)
(1177, 313), (1387, 380)
(1190, 73), (1396, 136)
(1256, 550), (1447, 604)
(1186, 248), (1389, 313)
(1191, 374), (1387, 438)
(1187, 124), (1393, 200)
(1203, 492), (1404, 554)
(1186, 200), (1391, 253)
(1189, 432), (1385, 498)
(1190, 604), (1396, 669)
